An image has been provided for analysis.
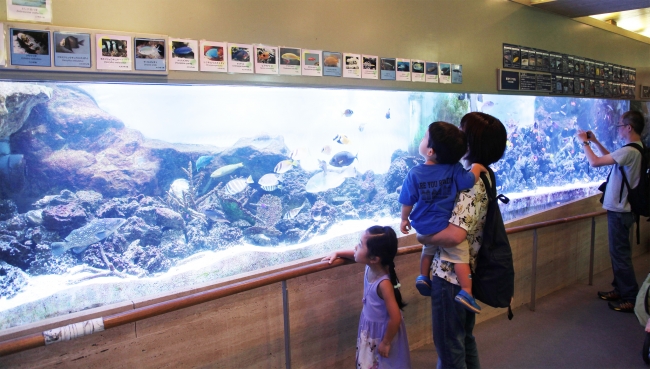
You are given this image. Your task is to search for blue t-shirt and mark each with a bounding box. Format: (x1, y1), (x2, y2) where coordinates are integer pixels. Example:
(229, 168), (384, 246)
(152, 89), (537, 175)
(398, 163), (475, 235)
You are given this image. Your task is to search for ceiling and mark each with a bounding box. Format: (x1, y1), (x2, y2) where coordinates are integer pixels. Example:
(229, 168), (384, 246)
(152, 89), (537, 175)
(524, 0), (650, 39)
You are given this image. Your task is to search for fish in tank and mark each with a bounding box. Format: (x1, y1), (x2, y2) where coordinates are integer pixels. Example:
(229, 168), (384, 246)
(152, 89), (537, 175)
(0, 81), (637, 330)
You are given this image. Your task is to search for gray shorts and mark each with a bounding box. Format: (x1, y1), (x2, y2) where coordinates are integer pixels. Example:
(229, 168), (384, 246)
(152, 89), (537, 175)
(421, 238), (470, 264)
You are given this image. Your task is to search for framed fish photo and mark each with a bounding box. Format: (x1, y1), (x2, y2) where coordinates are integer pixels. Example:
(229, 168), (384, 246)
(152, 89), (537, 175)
(96, 34), (132, 71)
(641, 85), (650, 100)
(301, 49), (322, 77)
(451, 64), (462, 84)
(361, 55), (378, 80)
(439, 62), (451, 84)
(0, 23), (5, 67)
(279, 47), (301, 76)
(7, 0), (52, 23)
(411, 59), (425, 82)
(343, 53), (361, 78)
(380, 57), (396, 80)
(53, 32), (91, 68)
(10, 28), (51, 68)
(199, 40), (227, 73)
(254, 44), (278, 75)
(134, 38), (166, 72)
(228, 43), (253, 74)
(395, 58), (410, 82)
(322, 51), (342, 77)
(168, 38), (198, 72)
(425, 62), (438, 83)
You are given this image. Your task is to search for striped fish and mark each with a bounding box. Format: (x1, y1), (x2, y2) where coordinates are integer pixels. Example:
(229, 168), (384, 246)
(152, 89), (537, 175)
(283, 200), (309, 220)
(224, 176), (253, 195)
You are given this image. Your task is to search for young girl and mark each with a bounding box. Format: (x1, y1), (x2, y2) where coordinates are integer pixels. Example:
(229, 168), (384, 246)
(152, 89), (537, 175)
(323, 225), (411, 369)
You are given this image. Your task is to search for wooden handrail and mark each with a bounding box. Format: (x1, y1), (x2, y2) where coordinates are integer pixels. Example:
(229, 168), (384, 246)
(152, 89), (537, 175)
(0, 212), (606, 357)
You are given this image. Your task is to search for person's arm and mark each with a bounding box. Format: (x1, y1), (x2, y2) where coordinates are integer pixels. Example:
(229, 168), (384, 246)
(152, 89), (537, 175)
(577, 130), (616, 167)
(322, 249), (355, 264)
(417, 223), (467, 248)
(469, 163), (487, 184)
(588, 131), (610, 155)
(400, 205), (413, 234)
(377, 279), (401, 358)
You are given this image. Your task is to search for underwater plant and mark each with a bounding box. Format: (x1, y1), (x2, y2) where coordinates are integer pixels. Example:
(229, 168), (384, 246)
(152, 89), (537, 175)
(165, 161), (220, 222)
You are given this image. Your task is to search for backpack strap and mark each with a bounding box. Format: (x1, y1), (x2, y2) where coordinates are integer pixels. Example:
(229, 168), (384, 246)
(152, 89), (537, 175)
(618, 143), (645, 244)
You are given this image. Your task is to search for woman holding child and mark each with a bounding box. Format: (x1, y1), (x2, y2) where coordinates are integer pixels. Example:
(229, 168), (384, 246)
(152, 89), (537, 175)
(418, 112), (507, 369)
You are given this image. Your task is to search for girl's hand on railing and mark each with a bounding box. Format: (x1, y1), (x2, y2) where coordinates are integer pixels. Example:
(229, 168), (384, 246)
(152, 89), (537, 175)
(322, 252), (340, 264)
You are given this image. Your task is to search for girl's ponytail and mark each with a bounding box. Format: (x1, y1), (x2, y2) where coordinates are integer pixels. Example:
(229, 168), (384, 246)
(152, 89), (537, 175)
(366, 226), (407, 310)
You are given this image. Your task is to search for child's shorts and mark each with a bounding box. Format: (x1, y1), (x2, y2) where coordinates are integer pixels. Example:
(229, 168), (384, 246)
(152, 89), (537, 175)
(420, 237), (470, 264)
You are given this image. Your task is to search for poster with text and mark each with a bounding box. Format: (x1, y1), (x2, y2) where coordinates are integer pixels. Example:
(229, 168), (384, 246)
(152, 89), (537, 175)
(254, 45), (278, 75)
(7, 0), (52, 23)
(169, 38), (198, 71)
(0, 23), (5, 67)
(343, 53), (361, 78)
(503, 43), (520, 69)
(96, 34), (131, 71)
(301, 49), (322, 77)
(322, 51), (341, 77)
(228, 43), (253, 74)
(425, 62), (438, 83)
(279, 47), (301, 76)
(439, 62), (451, 84)
(54, 32), (90, 68)
(11, 28), (50, 67)
(451, 64), (462, 84)
(362, 55), (378, 79)
(199, 40), (226, 73)
(134, 38), (166, 72)
(396, 58), (410, 81)
(411, 59), (425, 82)
(380, 57), (395, 80)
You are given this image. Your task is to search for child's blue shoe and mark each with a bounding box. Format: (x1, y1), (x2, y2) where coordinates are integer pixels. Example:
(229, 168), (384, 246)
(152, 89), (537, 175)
(415, 275), (432, 296)
(455, 290), (481, 314)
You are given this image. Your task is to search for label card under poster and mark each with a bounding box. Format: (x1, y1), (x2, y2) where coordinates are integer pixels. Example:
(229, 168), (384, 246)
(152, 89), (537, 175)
(228, 43), (253, 74)
(425, 62), (438, 83)
(439, 62), (451, 84)
(499, 70), (519, 91)
(10, 28), (51, 67)
(396, 58), (410, 81)
(169, 38), (198, 71)
(411, 59), (425, 82)
(323, 51), (342, 77)
(96, 34), (131, 71)
(54, 32), (91, 68)
(519, 73), (536, 91)
(7, 0), (52, 23)
(451, 64), (462, 84)
(301, 49), (322, 77)
(279, 47), (301, 76)
(380, 57), (396, 80)
(134, 38), (166, 71)
(199, 40), (227, 73)
(254, 45), (278, 75)
(343, 53), (361, 78)
(536, 74), (551, 92)
(362, 55), (378, 79)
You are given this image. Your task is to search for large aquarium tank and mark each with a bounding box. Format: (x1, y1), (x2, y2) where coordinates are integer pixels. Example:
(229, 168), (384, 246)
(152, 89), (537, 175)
(0, 81), (638, 330)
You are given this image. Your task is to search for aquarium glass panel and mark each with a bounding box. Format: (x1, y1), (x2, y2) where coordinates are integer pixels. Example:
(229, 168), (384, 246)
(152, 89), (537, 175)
(0, 81), (633, 329)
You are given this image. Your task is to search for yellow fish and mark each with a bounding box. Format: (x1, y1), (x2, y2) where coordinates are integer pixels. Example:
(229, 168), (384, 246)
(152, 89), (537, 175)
(333, 134), (351, 145)
(282, 53), (300, 61)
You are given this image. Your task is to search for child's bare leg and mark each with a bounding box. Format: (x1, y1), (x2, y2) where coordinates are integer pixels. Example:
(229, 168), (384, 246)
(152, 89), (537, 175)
(454, 263), (473, 296)
(420, 253), (434, 277)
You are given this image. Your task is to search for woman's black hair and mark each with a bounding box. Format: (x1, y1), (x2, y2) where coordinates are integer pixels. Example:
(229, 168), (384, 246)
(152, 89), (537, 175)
(460, 112), (507, 166)
(365, 225), (406, 310)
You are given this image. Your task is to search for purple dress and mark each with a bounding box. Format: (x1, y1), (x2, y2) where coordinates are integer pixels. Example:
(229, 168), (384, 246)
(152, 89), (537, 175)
(357, 266), (412, 369)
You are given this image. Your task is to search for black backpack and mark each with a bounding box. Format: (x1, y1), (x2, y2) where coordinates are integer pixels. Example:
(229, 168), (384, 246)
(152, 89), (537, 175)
(600, 143), (650, 243)
(472, 168), (515, 320)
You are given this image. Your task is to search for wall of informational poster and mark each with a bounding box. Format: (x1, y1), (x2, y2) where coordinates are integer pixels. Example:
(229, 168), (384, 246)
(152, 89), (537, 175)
(501, 43), (637, 99)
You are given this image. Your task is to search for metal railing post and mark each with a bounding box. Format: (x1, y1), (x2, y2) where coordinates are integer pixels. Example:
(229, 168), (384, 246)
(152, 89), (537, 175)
(589, 217), (596, 286)
(282, 280), (291, 369)
(530, 229), (538, 312)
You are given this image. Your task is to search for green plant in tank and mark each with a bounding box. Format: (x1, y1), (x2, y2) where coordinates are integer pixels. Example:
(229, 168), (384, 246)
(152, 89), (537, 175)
(408, 93), (470, 154)
(166, 161), (220, 221)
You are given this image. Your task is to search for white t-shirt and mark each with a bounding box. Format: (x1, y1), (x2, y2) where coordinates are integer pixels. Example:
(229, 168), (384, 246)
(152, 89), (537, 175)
(602, 141), (643, 213)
